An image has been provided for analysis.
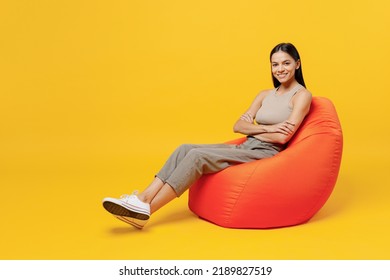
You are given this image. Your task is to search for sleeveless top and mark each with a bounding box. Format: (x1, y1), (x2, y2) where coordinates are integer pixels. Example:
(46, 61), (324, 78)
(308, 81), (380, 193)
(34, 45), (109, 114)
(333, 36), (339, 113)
(255, 84), (304, 125)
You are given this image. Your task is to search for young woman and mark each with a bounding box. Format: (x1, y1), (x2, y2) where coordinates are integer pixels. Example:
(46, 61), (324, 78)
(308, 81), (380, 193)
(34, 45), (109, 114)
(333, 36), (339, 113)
(102, 42), (312, 229)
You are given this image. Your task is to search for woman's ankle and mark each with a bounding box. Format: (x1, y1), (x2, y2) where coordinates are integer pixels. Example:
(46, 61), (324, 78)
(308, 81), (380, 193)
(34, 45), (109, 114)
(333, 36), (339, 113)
(137, 192), (152, 204)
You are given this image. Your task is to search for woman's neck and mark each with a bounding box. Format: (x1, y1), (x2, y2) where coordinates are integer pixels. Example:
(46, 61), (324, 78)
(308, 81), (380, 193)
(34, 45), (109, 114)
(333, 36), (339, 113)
(278, 80), (299, 92)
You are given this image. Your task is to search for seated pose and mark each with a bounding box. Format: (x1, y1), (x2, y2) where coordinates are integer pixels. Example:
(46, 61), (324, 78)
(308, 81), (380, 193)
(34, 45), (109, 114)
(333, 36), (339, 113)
(102, 42), (312, 229)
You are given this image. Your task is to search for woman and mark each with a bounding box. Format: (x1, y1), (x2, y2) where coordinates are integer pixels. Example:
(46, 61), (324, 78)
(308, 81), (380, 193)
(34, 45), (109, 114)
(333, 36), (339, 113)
(102, 42), (312, 229)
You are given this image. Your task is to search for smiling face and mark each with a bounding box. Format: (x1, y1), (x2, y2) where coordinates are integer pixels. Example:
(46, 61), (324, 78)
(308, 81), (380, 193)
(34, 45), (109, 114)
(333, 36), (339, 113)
(271, 51), (301, 86)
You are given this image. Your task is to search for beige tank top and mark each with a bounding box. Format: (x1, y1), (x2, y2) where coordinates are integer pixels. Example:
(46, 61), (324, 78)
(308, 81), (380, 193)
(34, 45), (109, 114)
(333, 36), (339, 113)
(255, 84), (303, 125)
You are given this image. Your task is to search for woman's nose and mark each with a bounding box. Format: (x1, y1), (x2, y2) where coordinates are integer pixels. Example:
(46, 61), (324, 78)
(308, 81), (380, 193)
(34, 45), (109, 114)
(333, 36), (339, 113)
(277, 65), (284, 72)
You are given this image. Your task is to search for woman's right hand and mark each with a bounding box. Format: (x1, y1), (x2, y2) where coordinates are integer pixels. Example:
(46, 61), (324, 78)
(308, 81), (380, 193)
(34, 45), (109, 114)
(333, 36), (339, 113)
(239, 112), (254, 123)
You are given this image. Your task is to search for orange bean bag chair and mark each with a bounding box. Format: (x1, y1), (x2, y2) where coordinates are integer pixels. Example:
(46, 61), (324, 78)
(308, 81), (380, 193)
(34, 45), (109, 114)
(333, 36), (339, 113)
(188, 97), (343, 228)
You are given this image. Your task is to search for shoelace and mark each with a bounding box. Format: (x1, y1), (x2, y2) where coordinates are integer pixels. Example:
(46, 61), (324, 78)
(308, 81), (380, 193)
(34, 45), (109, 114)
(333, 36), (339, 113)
(120, 191), (138, 202)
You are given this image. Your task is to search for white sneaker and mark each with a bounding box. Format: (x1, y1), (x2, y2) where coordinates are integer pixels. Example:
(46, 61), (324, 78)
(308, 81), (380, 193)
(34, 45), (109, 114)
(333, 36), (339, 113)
(103, 191), (150, 223)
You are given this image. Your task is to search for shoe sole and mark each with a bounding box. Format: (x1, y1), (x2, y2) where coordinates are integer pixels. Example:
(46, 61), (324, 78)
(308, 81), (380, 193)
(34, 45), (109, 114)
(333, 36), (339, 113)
(103, 200), (149, 221)
(114, 215), (146, 229)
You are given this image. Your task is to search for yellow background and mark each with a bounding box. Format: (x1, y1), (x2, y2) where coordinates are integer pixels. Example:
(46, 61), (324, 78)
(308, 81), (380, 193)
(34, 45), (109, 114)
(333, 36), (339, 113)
(1, 0), (389, 259)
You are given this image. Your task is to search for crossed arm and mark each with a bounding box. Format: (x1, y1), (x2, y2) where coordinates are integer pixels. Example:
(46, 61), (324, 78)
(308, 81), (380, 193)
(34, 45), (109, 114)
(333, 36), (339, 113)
(233, 89), (312, 145)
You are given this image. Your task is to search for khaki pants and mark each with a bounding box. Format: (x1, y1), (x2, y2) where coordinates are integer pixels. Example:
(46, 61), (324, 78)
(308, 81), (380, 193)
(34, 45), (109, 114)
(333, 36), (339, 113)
(156, 137), (284, 196)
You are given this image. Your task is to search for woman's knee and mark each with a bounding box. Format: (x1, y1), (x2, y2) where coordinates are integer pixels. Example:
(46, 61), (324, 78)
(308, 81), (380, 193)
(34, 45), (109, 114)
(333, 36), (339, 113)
(176, 144), (197, 153)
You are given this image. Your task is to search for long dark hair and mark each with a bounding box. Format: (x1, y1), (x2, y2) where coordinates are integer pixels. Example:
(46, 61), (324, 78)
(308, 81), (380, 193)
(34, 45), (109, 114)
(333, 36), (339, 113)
(270, 43), (306, 88)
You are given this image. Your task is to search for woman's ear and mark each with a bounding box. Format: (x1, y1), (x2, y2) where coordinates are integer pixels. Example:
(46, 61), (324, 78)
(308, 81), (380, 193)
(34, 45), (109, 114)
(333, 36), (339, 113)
(296, 59), (301, 69)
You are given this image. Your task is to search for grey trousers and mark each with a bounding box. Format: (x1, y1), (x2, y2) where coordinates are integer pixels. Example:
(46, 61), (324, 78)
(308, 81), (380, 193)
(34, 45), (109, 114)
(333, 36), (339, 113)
(156, 136), (284, 197)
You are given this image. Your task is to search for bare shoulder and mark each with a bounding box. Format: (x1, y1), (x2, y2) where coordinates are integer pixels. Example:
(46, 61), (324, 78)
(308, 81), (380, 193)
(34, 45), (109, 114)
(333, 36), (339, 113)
(294, 87), (312, 104)
(291, 88), (312, 116)
(297, 87), (312, 98)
